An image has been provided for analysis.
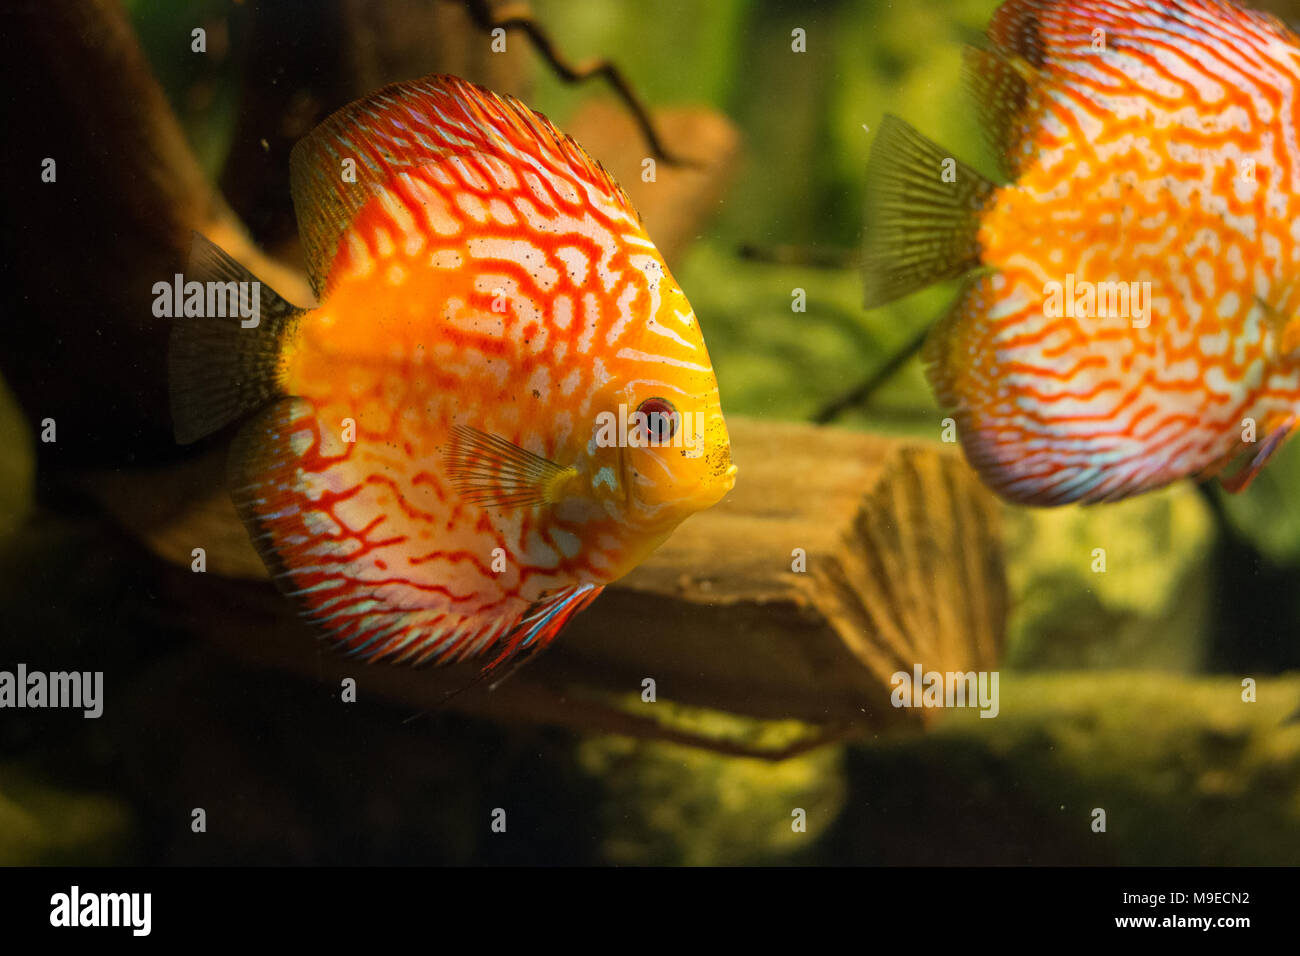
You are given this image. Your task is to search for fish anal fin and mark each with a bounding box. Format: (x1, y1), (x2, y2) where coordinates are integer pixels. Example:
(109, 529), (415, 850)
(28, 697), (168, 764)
(483, 583), (605, 679)
(862, 115), (997, 309)
(1218, 415), (1297, 494)
(444, 424), (577, 509)
(920, 274), (996, 412)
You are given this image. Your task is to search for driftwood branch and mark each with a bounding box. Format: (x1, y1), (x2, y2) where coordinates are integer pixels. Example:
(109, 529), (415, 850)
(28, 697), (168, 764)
(812, 324), (930, 423)
(461, 0), (700, 167)
(729, 243), (931, 424)
(563, 99), (740, 266)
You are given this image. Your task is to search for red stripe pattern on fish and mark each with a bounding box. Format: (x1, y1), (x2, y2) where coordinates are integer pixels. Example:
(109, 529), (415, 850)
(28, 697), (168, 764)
(864, 0), (1300, 504)
(169, 74), (735, 671)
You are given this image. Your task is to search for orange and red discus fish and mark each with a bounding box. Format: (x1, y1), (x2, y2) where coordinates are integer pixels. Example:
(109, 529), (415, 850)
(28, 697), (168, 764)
(169, 74), (735, 671)
(865, 0), (1300, 505)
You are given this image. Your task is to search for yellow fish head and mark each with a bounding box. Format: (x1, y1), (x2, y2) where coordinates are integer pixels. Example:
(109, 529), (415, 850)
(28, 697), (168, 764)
(620, 390), (735, 518)
(588, 285), (735, 535)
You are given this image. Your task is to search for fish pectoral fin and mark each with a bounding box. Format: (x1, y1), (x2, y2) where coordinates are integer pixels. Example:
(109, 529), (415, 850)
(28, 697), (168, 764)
(444, 425), (578, 509)
(1217, 414), (1297, 494)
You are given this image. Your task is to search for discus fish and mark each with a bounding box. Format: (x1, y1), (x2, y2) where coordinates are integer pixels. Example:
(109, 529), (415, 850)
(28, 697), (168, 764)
(169, 74), (735, 671)
(864, 0), (1300, 505)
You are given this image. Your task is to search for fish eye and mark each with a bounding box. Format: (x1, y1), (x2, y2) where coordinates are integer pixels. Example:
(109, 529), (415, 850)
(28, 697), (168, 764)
(636, 397), (678, 443)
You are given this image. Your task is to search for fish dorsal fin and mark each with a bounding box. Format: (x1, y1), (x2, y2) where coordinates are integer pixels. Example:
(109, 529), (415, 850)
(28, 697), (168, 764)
(985, 0), (1048, 69)
(963, 0), (1050, 180)
(963, 47), (1039, 180)
(982, 0), (1299, 63)
(289, 73), (639, 298)
(968, 0), (1300, 178)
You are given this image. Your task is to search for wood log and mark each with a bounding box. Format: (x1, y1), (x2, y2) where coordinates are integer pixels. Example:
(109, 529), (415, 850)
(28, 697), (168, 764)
(82, 417), (1007, 751)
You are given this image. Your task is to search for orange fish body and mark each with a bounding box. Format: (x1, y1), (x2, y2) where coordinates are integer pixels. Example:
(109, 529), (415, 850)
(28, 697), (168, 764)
(170, 75), (735, 669)
(865, 0), (1300, 504)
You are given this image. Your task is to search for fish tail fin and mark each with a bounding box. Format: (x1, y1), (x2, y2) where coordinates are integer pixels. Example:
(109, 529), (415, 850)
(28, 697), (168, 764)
(168, 232), (305, 444)
(862, 115), (997, 308)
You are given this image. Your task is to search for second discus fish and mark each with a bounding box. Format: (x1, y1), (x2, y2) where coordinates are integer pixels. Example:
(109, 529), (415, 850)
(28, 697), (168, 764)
(864, 0), (1300, 505)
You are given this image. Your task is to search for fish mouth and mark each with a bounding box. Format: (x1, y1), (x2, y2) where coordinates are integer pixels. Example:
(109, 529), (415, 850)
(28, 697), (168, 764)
(700, 448), (737, 504)
(705, 414), (737, 497)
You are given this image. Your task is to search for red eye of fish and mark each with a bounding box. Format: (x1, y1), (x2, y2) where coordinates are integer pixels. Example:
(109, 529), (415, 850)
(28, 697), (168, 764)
(637, 398), (678, 443)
